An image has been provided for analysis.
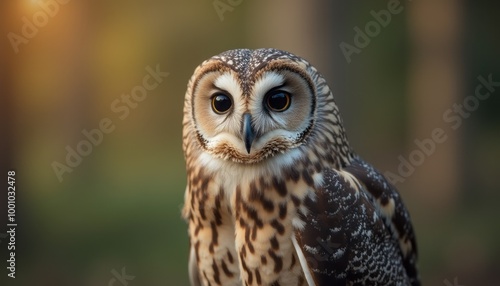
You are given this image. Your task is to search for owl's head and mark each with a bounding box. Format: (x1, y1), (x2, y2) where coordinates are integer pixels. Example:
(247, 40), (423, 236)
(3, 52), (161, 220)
(183, 48), (351, 166)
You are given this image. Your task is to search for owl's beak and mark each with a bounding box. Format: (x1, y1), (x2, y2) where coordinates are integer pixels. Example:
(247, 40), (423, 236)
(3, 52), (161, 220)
(243, 113), (255, 154)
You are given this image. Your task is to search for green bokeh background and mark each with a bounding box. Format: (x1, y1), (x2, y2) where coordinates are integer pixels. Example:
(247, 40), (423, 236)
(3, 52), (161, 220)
(1, 1), (499, 285)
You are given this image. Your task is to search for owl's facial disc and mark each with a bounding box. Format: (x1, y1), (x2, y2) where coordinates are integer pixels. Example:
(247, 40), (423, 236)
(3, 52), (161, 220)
(192, 66), (315, 164)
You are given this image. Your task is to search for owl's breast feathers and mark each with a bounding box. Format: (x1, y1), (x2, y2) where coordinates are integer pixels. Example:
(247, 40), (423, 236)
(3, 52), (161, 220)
(184, 153), (420, 286)
(294, 156), (420, 286)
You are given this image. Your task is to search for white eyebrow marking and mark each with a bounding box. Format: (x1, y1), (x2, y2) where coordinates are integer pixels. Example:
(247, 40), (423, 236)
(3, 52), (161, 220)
(214, 72), (241, 98)
(252, 72), (285, 96)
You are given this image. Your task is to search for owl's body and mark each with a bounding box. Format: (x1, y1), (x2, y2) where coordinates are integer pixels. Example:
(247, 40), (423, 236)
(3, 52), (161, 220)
(182, 49), (419, 286)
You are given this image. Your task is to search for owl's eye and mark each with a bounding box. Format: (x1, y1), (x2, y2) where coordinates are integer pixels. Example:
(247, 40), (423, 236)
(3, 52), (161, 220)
(266, 91), (291, 112)
(211, 94), (232, 114)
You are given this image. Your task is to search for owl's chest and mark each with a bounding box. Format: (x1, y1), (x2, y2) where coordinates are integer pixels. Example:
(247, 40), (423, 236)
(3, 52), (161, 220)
(187, 168), (313, 286)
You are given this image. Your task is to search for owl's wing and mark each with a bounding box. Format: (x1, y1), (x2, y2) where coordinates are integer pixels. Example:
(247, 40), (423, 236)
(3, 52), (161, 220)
(293, 156), (419, 286)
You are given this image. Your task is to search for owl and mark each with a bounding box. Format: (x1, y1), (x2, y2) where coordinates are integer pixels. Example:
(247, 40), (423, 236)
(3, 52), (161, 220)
(182, 48), (419, 286)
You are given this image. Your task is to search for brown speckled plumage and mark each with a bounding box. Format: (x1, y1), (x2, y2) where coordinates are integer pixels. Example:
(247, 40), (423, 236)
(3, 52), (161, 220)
(182, 48), (419, 286)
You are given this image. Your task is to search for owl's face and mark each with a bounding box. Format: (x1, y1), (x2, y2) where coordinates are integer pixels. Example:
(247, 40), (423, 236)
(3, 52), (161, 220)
(187, 49), (317, 164)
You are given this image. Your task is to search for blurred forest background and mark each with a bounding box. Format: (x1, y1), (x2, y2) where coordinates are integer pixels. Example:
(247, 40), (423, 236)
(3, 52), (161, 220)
(1, 0), (499, 285)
